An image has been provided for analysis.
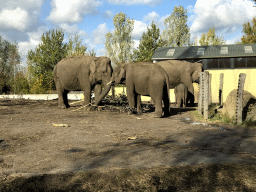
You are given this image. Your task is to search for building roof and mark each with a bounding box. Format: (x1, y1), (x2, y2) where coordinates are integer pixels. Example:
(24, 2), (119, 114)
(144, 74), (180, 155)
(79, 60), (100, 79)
(152, 43), (256, 60)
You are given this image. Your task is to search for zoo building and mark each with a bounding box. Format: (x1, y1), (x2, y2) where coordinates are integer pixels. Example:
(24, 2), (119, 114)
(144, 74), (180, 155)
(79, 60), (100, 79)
(152, 43), (256, 104)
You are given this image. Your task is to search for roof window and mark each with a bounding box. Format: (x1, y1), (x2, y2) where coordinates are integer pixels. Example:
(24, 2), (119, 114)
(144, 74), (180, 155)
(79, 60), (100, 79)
(221, 47), (228, 54)
(197, 48), (205, 55)
(166, 49), (175, 57)
(244, 46), (253, 53)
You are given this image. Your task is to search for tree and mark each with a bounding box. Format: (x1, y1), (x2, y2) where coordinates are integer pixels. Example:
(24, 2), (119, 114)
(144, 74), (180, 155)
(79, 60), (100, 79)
(105, 12), (134, 66)
(67, 34), (88, 57)
(134, 21), (164, 61)
(162, 5), (190, 47)
(27, 29), (68, 92)
(194, 27), (225, 46)
(241, 17), (256, 44)
(0, 36), (21, 94)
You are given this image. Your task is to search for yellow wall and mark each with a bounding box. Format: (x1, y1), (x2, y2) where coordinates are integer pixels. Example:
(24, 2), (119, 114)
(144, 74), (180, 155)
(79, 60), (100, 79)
(110, 69), (256, 104)
(206, 69), (256, 103)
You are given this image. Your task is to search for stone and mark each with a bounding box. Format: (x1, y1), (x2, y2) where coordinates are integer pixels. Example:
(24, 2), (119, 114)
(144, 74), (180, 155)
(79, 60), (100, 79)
(222, 89), (256, 121)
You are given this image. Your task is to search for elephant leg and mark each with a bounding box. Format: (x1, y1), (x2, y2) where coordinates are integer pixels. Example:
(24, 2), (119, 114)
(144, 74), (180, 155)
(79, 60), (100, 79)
(176, 96), (182, 108)
(63, 90), (70, 108)
(126, 86), (136, 114)
(187, 83), (195, 106)
(83, 87), (92, 110)
(136, 94), (142, 114)
(163, 92), (170, 117)
(55, 79), (67, 109)
(153, 97), (163, 118)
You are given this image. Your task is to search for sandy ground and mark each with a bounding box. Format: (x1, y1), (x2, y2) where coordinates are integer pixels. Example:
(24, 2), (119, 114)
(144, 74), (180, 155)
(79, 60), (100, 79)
(1, 98), (255, 178)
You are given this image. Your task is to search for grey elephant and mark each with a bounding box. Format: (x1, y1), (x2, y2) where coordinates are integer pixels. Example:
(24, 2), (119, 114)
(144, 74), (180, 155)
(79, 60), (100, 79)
(174, 83), (188, 108)
(53, 56), (113, 109)
(112, 62), (170, 118)
(157, 60), (203, 105)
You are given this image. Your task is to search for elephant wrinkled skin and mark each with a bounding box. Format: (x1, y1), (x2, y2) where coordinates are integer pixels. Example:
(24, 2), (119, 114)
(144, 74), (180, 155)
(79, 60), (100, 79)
(174, 83), (188, 108)
(54, 56), (113, 109)
(112, 62), (170, 118)
(157, 60), (203, 105)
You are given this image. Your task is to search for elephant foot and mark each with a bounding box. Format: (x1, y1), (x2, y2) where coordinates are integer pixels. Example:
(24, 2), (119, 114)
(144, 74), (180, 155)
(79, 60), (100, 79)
(58, 104), (68, 109)
(153, 113), (162, 118)
(127, 108), (137, 115)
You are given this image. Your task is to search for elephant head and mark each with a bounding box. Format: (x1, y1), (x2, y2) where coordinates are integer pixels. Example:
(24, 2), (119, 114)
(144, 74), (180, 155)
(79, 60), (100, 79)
(90, 56), (113, 105)
(112, 64), (126, 84)
(191, 63), (204, 83)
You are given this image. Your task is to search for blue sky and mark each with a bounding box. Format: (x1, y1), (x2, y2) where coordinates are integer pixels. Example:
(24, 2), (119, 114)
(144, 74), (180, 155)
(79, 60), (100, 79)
(0, 0), (255, 67)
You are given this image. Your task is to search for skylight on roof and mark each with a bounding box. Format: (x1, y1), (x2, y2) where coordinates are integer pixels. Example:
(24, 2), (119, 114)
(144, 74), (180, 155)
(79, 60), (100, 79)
(166, 49), (175, 57)
(197, 48), (205, 55)
(244, 46), (253, 53)
(221, 47), (228, 54)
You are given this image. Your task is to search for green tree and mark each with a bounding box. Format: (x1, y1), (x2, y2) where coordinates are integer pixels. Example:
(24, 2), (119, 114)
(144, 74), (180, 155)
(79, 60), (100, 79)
(241, 17), (256, 44)
(67, 34), (88, 56)
(194, 27), (225, 46)
(162, 5), (190, 47)
(14, 70), (30, 94)
(105, 12), (134, 66)
(134, 21), (164, 61)
(0, 36), (21, 93)
(27, 29), (68, 93)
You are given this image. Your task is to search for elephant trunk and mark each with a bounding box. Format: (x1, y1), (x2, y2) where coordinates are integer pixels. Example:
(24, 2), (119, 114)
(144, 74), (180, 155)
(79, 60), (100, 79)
(94, 77), (114, 105)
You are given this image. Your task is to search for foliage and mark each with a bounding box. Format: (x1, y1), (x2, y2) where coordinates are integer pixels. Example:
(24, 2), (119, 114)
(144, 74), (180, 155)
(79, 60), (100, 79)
(194, 28), (225, 46)
(27, 29), (68, 92)
(67, 34), (87, 57)
(133, 21), (164, 62)
(0, 36), (21, 94)
(86, 48), (96, 56)
(241, 17), (256, 44)
(13, 70), (30, 94)
(29, 74), (47, 94)
(162, 5), (190, 47)
(105, 12), (134, 66)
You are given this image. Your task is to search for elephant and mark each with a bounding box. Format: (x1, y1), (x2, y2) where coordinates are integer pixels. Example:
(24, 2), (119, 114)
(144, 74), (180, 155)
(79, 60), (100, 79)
(112, 62), (170, 118)
(174, 83), (188, 108)
(157, 60), (203, 106)
(53, 56), (113, 109)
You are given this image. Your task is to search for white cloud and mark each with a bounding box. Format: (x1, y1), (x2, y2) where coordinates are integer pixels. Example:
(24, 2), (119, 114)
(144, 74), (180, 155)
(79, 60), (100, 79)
(18, 26), (50, 65)
(59, 24), (87, 37)
(0, 8), (29, 31)
(96, 48), (106, 56)
(92, 23), (109, 44)
(104, 10), (114, 19)
(0, 0), (44, 32)
(143, 11), (160, 22)
(47, 0), (102, 24)
(132, 20), (147, 40)
(107, 0), (163, 6)
(190, 0), (256, 39)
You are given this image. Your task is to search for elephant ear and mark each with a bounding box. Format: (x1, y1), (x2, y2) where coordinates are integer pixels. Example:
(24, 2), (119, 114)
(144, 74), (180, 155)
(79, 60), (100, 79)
(90, 59), (97, 74)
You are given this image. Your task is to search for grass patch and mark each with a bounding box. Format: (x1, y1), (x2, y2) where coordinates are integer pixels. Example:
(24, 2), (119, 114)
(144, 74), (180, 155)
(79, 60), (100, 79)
(193, 103), (256, 126)
(1, 164), (256, 191)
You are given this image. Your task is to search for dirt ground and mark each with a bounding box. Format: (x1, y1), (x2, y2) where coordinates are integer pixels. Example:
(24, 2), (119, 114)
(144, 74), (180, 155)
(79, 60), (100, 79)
(0, 98), (256, 191)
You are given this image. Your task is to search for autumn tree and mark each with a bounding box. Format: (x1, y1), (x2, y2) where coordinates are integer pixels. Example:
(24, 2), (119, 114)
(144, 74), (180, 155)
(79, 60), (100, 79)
(134, 21), (164, 61)
(67, 34), (88, 57)
(162, 5), (190, 47)
(27, 29), (68, 93)
(194, 27), (225, 46)
(0, 36), (21, 94)
(241, 17), (256, 44)
(105, 12), (134, 66)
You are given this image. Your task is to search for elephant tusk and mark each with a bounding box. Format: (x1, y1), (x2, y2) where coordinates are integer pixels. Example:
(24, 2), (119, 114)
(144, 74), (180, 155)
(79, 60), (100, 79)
(106, 81), (114, 85)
